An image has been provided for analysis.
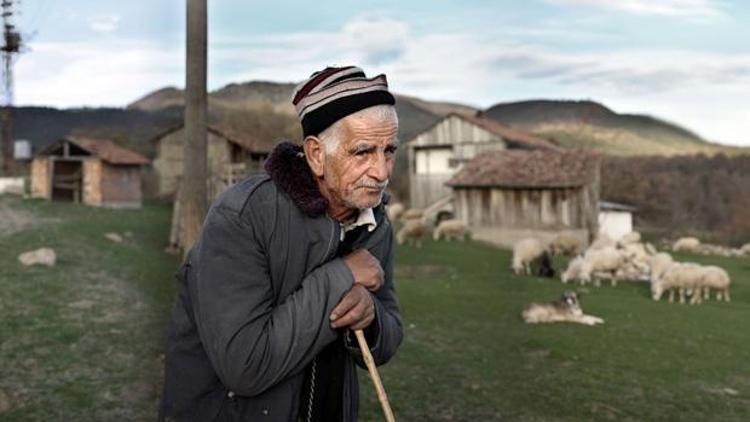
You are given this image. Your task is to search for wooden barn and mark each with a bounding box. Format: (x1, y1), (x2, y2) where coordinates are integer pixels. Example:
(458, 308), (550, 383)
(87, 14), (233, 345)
(446, 149), (601, 248)
(407, 113), (560, 209)
(149, 124), (274, 198)
(30, 137), (150, 208)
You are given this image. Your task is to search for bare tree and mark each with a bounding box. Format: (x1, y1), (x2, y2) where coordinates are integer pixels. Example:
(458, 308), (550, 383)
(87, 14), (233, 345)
(179, 0), (208, 257)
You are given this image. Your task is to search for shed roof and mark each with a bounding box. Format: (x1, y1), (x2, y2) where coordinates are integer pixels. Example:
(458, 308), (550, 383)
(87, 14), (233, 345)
(447, 149), (600, 189)
(409, 112), (561, 151)
(39, 137), (151, 165)
(149, 124), (276, 153)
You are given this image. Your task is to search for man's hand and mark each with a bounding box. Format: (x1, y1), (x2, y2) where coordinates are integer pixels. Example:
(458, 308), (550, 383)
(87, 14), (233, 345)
(330, 285), (375, 330)
(343, 248), (384, 292)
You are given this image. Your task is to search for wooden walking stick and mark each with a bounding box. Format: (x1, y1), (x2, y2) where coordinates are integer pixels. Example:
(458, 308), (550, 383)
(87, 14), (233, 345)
(354, 329), (395, 422)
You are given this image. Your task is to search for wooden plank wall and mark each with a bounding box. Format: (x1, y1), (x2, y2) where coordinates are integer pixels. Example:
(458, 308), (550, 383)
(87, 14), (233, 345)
(83, 159), (102, 206)
(455, 187), (588, 230)
(100, 164), (142, 208)
(30, 158), (49, 198)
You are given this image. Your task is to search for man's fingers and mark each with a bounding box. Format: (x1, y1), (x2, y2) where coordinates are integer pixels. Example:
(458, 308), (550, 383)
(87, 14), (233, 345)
(331, 300), (367, 329)
(330, 292), (358, 322)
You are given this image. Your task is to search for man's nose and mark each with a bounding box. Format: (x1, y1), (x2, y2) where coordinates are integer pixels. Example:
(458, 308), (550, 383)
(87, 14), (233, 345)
(369, 153), (389, 182)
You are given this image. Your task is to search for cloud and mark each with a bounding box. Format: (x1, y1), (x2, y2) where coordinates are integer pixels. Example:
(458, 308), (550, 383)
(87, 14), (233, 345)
(16, 40), (181, 107)
(545, 0), (727, 19)
(88, 14), (120, 33)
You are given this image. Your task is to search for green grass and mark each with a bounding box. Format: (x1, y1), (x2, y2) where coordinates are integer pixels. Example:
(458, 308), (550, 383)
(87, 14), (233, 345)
(0, 196), (178, 421)
(358, 239), (750, 421)
(2, 196), (750, 420)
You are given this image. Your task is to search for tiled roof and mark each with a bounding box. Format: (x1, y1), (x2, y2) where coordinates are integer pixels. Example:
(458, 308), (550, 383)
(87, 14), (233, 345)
(447, 149), (600, 188)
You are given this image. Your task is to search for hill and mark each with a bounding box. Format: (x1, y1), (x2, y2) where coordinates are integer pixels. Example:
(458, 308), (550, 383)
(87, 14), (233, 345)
(483, 100), (745, 156)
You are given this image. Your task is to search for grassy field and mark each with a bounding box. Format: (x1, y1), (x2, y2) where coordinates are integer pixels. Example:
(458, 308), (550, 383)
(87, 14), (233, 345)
(1, 196), (750, 421)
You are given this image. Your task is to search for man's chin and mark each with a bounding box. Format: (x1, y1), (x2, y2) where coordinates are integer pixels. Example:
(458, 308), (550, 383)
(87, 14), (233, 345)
(346, 191), (384, 209)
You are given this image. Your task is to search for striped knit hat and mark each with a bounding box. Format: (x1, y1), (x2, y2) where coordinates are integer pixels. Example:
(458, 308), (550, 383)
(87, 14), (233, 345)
(291, 66), (396, 137)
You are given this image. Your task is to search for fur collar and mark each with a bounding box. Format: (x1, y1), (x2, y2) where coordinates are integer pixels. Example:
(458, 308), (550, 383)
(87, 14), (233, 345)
(264, 142), (329, 217)
(264, 141), (390, 218)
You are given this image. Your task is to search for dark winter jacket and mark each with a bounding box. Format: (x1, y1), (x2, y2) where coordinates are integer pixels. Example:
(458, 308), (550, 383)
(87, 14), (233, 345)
(158, 142), (403, 421)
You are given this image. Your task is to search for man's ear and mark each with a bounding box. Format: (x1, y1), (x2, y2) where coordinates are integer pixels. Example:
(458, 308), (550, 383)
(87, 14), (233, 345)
(303, 135), (325, 177)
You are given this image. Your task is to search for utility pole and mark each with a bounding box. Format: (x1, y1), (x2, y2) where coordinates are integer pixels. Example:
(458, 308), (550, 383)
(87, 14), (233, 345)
(0, 0), (21, 176)
(179, 0), (208, 257)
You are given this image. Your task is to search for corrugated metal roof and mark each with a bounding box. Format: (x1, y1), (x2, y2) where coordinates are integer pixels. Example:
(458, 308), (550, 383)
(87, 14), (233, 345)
(447, 149), (600, 188)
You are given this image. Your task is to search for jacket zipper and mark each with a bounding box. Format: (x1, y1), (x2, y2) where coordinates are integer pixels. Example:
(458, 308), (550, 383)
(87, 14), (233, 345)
(306, 217), (339, 422)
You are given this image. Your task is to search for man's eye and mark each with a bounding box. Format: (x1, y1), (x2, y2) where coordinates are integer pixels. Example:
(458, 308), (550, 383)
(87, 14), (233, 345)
(385, 145), (398, 155)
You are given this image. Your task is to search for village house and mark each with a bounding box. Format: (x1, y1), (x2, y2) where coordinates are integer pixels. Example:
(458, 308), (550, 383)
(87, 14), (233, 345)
(30, 136), (150, 208)
(148, 124), (274, 198)
(407, 112), (560, 209)
(446, 149), (602, 248)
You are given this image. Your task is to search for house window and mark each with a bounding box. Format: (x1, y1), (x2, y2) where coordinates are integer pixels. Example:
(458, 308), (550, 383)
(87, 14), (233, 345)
(415, 147), (453, 175)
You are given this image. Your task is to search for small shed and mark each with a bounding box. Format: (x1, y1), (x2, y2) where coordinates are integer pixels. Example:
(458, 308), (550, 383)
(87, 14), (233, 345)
(447, 149), (601, 249)
(407, 112), (559, 209)
(149, 124), (274, 198)
(31, 137), (150, 208)
(598, 200), (637, 241)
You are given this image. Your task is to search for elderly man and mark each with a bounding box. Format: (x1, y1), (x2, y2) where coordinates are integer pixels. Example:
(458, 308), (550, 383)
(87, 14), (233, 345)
(159, 66), (403, 422)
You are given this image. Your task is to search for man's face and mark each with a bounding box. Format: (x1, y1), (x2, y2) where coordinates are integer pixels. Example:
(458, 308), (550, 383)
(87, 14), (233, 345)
(322, 112), (398, 211)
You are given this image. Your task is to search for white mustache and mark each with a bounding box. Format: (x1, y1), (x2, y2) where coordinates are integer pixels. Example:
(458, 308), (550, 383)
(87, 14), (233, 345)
(355, 179), (389, 190)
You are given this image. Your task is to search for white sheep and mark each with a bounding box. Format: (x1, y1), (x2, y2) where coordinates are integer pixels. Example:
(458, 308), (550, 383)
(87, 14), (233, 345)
(549, 231), (582, 256)
(741, 243), (750, 256)
(433, 219), (469, 241)
(590, 233), (616, 251)
(618, 231), (641, 246)
(579, 247), (626, 286)
(396, 219), (428, 248)
(512, 237), (547, 275)
(561, 255), (584, 284)
(522, 291), (604, 325)
(648, 252), (674, 281)
(400, 208), (424, 222)
(698, 265), (731, 302)
(651, 262), (703, 304)
(386, 202), (405, 222)
(673, 237), (701, 253)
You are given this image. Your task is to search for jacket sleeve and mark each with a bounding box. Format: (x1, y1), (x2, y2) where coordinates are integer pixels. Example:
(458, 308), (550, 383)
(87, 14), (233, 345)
(344, 227), (403, 367)
(188, 205), (353, 397)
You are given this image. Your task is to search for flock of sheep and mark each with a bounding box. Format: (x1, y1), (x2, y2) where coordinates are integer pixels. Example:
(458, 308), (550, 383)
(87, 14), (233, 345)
(385, 201), (744, 325)
(512, 231), (741, 307)
(386, 203), (470, 247)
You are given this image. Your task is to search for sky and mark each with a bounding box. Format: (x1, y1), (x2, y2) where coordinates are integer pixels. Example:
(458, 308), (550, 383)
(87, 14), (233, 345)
(11, 0), (750, 146)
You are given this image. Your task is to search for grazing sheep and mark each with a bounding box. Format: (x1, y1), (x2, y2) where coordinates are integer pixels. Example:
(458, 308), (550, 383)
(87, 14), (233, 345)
(699, 265), (731, 302)
(579, 247), (625, 286)
(618, 231), (641, 246)
(742, 243), (750, 256)
(512, 237), (547, 275)
(561, 255), (584, 284)
(396, 219), (427, 248)
(549, 231), (582, 256)
(522, 291), (604, 326)
(386, 202), (405, 222)
(400, 208), (424, 222)
(590, 233), (616, 251)
(433, 219), (469, 241)
(673, 237), (701, 253)
(648, 252), (674, 281)
(651, 262), (703, 304)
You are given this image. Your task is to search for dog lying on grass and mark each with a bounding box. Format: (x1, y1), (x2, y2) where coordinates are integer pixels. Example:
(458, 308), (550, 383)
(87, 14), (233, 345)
(522, 291), (604, 326)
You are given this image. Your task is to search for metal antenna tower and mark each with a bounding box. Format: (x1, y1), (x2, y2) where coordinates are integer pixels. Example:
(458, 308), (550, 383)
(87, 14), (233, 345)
(0, 0), (21, 175)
